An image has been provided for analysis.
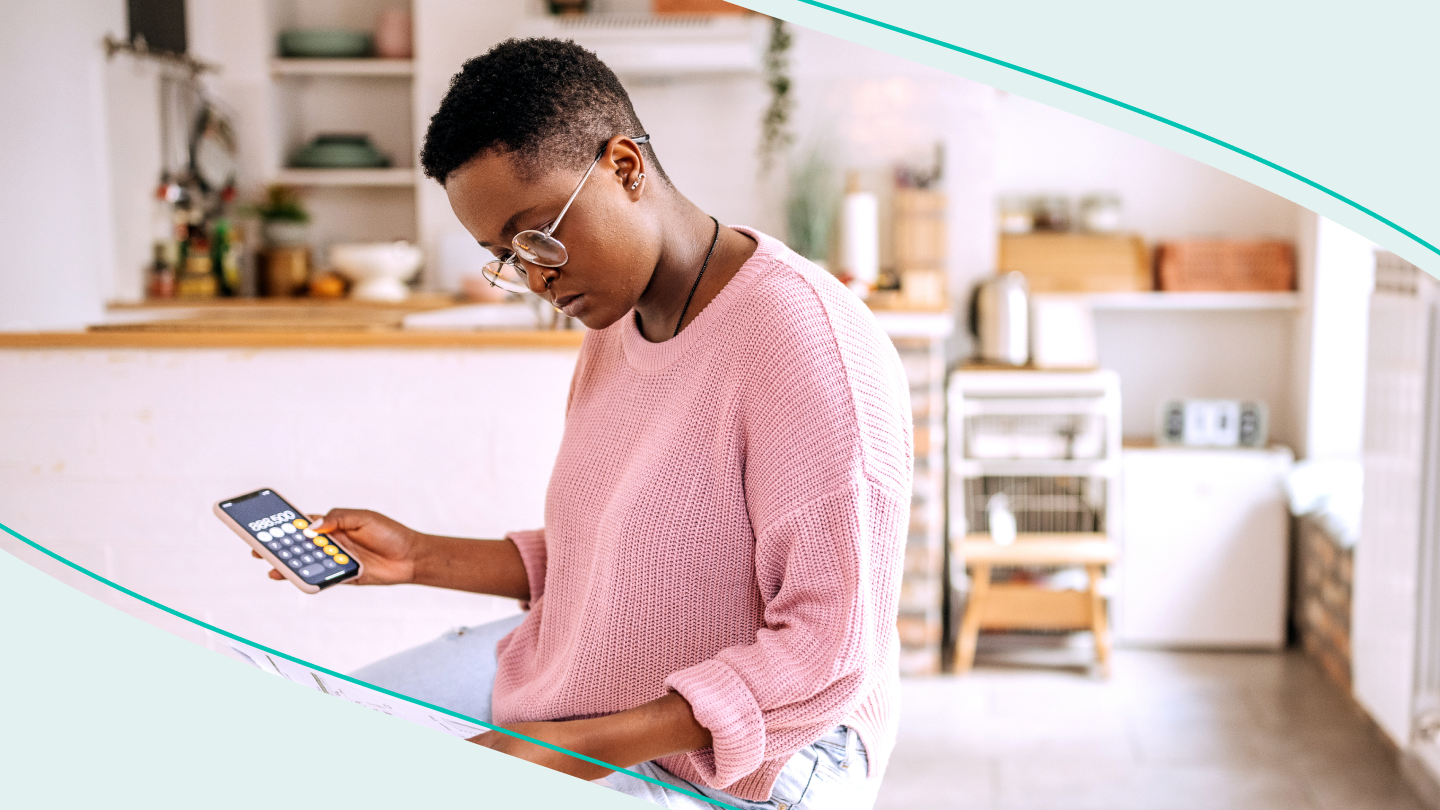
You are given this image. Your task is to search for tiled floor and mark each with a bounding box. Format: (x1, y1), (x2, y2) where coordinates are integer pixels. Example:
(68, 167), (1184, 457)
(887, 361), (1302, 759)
(877, 639), (1429, 810)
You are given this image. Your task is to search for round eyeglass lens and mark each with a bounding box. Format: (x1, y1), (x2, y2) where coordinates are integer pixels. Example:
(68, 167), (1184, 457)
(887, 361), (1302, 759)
(513, 230), (569, 267)
(480, 259), (533, 294)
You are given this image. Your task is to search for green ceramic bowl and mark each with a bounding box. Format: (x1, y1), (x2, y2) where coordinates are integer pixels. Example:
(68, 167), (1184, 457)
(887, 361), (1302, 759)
(279, 29), (373, 59)
(288, 135), (390, 169)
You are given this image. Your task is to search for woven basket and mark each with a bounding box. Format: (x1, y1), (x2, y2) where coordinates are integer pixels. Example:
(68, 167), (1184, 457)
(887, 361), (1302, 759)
(1156, 240), (1295, 292)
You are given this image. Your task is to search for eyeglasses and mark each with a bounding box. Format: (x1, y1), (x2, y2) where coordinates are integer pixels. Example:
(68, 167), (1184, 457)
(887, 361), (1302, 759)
(481, 134), (651, 295)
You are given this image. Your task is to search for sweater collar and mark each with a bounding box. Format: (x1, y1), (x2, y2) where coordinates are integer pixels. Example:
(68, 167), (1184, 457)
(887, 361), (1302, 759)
(619, 225), (779, 372)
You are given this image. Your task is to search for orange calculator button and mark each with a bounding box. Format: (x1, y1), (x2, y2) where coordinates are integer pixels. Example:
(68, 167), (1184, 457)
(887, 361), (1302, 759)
(334, 554), (349, 565)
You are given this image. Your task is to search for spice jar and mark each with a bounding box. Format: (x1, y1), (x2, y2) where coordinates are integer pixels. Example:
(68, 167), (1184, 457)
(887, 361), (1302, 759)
(998, 195), (1034, 234)
(1079, 193), (1123, 233)
(1032, 195), (1072, 232)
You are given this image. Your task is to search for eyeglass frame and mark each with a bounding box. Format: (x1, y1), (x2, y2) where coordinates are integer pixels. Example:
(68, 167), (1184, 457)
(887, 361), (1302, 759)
(481, 133), (652, 295)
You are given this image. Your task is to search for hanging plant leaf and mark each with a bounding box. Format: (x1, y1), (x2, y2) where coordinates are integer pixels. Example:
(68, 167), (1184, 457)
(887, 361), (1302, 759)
(759, 17), (794, 171)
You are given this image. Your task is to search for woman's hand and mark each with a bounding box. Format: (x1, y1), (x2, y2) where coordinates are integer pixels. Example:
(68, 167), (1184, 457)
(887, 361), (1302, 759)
(468, 721), (616, 782)
(466, 692), (712, 782)
(252, 508), (423, 586)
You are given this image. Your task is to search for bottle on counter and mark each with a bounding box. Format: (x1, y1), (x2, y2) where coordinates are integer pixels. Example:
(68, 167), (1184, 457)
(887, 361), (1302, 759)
(177, 233), (217, 299)
(211, 218), (243, 296)
(146, 184), (181, 299)
(837, 172), (879, 298)
(147, 243), (176, 299)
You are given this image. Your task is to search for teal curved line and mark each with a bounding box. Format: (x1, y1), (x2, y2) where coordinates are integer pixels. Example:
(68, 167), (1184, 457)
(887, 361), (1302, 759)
(789, 0), (1440, 259)
(0, 521), (737, 810)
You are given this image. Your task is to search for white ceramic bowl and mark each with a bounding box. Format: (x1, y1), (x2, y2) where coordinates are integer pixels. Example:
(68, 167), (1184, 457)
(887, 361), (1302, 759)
(329, 241), (423, 301)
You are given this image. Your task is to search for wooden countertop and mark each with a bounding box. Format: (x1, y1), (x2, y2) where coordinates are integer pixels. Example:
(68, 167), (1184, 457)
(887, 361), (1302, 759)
(0, 330), (586, 349)
(0, 293), (949, 350)
(0, 296), (585, 349)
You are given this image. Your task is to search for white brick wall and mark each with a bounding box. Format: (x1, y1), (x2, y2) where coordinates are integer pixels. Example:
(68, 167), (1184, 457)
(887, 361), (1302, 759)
(0, 346), (578, 673)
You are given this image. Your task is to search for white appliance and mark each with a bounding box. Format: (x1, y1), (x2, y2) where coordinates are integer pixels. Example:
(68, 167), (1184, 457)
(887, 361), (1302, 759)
(1118, 445), (1293, 647)
(969, 272), (1031, 366)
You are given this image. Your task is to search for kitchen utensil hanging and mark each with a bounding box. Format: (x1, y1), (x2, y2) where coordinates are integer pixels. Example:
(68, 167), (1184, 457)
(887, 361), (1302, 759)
(190, 99), (238, 193)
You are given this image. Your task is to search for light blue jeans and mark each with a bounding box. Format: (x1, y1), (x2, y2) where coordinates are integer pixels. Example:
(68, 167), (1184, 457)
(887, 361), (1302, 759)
(350, 614), (882, 809)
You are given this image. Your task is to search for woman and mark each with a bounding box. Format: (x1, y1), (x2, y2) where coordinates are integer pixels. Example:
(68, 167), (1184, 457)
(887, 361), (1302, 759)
(270, 38), (912, 809)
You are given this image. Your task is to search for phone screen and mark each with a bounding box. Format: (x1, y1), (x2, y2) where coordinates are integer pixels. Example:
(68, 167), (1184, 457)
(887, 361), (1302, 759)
(219, 489), (359, 588)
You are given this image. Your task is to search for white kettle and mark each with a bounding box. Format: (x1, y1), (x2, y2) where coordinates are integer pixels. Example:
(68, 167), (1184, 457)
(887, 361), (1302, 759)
(969, 271), (1030, 366)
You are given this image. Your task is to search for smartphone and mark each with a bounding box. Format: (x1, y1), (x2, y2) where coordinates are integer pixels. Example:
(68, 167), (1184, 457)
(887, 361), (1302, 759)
(214, 488), (361, 593)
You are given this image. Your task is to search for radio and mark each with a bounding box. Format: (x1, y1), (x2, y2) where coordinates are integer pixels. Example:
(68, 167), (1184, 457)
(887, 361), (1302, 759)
(1158, 399), (1268, 448)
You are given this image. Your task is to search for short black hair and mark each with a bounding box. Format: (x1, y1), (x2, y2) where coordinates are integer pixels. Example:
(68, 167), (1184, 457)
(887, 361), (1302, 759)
(420, 38), (665, 185)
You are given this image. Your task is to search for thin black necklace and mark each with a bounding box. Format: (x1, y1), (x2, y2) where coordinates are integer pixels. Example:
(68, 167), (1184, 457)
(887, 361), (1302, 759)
(672, 215), (721, 338)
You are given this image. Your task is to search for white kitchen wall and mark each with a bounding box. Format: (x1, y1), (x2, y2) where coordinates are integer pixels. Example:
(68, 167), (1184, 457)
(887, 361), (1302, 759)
(103, 54), (165, 306)
(0, 347), (577, 673)
(994, 92), (1302, 243)
(0, 2), (119, 328)
(1096, 309), (1298, 446)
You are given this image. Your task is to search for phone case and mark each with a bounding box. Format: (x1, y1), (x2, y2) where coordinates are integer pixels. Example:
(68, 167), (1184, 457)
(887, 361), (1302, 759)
(213, 489), (363, 594)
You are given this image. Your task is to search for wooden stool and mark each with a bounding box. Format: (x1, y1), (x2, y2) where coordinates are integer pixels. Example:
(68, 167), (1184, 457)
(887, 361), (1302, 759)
(955, 533), (1119, 675)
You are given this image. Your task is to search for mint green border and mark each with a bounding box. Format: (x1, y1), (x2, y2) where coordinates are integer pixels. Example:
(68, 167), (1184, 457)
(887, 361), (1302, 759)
(0, 520), (737, 810)
(772, 0), (1437, 263)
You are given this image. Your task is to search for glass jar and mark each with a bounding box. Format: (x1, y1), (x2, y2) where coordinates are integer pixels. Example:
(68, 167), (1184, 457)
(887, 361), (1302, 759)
(1079, 193), (1123, 233)
(998, 195), (1034, 234)
(1032, 195), (1072, 232)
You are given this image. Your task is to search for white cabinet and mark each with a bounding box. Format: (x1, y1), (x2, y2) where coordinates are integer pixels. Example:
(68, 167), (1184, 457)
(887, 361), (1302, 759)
(1117, 446), (1293, 648)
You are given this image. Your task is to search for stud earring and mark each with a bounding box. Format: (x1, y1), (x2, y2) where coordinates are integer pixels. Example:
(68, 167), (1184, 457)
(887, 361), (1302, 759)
(631, 172), (645, 190)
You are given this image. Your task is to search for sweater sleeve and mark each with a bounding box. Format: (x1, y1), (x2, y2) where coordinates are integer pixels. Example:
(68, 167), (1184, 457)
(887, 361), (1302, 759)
(663, 477), (908, 786)
(504, 528), (547, 608)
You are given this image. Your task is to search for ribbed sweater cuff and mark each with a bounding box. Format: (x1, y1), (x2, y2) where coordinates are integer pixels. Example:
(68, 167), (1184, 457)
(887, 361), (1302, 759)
(664, 659), (765, 786)
(504, 529), (547, 607)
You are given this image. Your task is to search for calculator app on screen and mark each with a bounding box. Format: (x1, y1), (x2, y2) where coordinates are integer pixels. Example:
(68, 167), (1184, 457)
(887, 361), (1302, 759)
(219, 490), (358, 587)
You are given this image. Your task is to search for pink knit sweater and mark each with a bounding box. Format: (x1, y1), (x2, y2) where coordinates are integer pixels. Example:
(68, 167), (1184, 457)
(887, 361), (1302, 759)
(491, 228), (912, 801)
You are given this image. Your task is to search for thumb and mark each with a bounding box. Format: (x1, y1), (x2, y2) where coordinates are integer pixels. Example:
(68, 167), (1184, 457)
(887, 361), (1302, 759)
(306, 507), (370, 536)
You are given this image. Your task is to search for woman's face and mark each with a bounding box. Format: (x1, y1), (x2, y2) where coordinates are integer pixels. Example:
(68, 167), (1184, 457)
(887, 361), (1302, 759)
(443, 143), (659, 330)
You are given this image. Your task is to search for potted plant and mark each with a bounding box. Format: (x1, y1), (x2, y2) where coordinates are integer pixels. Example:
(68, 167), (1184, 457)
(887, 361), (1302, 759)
(251, 184), (310, 246)
(785, 143), (841, 269)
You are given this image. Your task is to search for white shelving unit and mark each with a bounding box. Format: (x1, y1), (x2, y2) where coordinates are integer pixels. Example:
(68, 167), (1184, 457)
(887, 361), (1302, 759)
(253, 6), (773, 280)
(271, 58), (415, 77)
(946, 369), (1124, 670)
(947, 370), (1123, 540)
(273, 168), (417, 187)
(1085, 291), (1300, 311)
(263, 1), (419, 255)
(882, 312), (953, 676)
(516, 14), (769, 78)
